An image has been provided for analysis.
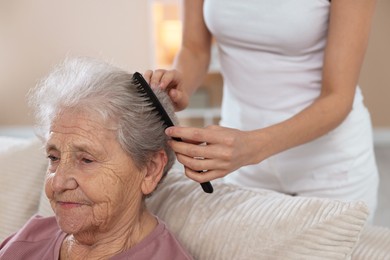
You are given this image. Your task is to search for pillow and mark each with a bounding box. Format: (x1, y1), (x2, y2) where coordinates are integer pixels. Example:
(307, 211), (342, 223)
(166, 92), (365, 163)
(0, 136), (47, 241)
(37, 181), (54, 217)
(146, 170), (369, 260)
(352, 225), (390, 259)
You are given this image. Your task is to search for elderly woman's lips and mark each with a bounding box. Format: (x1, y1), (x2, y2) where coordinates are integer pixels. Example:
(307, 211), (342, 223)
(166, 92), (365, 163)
(57, 201), (84, 209)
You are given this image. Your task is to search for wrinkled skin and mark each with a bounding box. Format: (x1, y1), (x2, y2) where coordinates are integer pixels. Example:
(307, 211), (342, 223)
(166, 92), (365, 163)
(45, 110), (165, 259)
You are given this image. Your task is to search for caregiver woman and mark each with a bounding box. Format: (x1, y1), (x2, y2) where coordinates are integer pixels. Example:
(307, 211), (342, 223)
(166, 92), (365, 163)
(145, 0), (379, 221)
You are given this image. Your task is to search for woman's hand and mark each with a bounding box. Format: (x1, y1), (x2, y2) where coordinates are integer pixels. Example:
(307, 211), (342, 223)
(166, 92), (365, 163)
(165, 125), (264, 183)
(143, 69), (190, 111)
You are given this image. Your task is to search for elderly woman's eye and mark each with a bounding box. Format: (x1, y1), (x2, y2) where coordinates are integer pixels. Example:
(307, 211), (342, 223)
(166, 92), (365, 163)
(47, 155), (59, 162)
(82, 158), (94, 164)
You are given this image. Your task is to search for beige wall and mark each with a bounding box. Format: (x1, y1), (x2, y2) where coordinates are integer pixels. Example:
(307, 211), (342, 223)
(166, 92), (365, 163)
(0, 0), (389, 127)
(0, 0), (153, 126)
(359, 0), (390, 127)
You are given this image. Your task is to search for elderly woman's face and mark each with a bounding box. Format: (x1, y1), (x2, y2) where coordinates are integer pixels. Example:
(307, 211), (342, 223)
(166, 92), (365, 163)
(45, 111), (145, 235)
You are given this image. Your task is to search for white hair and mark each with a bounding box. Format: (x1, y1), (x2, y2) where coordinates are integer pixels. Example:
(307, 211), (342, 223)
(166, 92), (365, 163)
(29, 57), (177, 177)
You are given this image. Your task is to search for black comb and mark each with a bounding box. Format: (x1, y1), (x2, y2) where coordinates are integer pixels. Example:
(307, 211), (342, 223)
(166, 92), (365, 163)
(132, 72), (214, 194)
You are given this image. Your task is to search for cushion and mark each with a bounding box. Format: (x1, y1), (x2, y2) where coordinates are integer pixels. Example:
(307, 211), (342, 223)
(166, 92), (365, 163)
(0, 136), (47, 241)
(37, 182), (53, 217)
(352, 225), (390, 259)
(146, 170), (369, 260)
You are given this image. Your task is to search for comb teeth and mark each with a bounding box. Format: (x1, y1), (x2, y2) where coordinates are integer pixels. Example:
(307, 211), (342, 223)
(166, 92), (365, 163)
(132, 72), (175, 129)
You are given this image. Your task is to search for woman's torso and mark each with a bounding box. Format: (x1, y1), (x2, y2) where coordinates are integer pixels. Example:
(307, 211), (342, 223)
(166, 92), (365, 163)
(203, 0), (374, 191)
(203, 0), (364, 129)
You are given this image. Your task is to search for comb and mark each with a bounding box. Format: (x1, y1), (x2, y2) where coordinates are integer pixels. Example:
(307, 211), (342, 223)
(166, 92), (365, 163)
(132, 72), (214, 194)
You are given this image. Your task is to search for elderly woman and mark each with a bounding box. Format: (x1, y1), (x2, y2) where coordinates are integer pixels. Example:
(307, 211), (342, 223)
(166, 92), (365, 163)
(0, 58), (192, 259)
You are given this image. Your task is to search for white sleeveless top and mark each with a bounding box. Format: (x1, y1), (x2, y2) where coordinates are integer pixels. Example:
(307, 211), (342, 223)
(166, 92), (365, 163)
(203, 0), (374, 191)
(204, 0), (364, 130)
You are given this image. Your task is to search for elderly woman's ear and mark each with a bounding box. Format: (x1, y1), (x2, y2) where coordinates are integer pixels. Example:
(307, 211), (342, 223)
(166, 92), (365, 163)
(141, 149), (168, 195)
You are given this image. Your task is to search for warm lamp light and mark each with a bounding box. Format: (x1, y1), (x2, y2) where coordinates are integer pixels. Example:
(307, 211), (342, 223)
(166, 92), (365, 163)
(160, 20), (182, 65)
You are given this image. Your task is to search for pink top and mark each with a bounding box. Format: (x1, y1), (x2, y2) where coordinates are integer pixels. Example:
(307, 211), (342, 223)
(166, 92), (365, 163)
(0, 215), (192, 260)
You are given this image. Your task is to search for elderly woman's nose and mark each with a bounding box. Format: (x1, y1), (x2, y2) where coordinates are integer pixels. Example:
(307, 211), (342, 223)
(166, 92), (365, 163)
(51, 160), (78, 192)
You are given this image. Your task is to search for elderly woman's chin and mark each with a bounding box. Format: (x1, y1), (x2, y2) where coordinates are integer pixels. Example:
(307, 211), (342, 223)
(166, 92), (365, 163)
(52, 202), (94, 234)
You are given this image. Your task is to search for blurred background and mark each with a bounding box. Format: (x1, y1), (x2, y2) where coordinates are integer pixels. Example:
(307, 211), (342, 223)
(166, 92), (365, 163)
(0, 0), (389, 225)
(0, 0), (389, 131)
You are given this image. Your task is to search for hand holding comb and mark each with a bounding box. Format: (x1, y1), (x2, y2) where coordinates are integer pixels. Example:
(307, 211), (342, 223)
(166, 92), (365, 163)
(132, 72), (214, 194)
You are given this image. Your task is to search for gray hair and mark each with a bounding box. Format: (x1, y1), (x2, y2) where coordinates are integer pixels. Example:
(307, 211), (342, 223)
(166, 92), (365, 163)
(29, 57), (177, 178)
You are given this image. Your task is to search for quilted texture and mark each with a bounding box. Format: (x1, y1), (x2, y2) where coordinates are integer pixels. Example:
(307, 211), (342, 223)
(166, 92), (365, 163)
(0, 137), (47, 241)
(147, 170), (369, 260)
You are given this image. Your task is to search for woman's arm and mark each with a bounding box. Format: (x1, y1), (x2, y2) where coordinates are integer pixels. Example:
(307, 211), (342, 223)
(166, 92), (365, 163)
(252, 0), (378, 159)
(166, 0), (377, 183)
(146, 0), (212, 111)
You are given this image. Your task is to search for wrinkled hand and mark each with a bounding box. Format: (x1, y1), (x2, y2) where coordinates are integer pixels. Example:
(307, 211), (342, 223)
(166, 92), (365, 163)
(143, 69), (189, 111)
(165, 125), (260, 183)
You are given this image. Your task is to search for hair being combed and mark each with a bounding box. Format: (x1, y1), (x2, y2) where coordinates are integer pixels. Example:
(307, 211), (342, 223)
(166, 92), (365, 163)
(29, 57), (177, 177)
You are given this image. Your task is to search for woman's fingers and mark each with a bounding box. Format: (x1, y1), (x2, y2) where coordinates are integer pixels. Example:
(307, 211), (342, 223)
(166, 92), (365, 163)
(176, 152), (212, 171)
(160, 70), (180, 89)
(166, 125), (231, 146)
(166, 125), (250, 182)
(168, 138), (232, 162)
(173, 143), (232, 171)
(142, 69), (188, 111)
(166, 126), (205, 143)
(143, 70), (153, 84)
(143, 69), (166, 88)
(168, 88), (180, 104)
(168, 139), (204, 155)
(143, 69), (179, 89)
